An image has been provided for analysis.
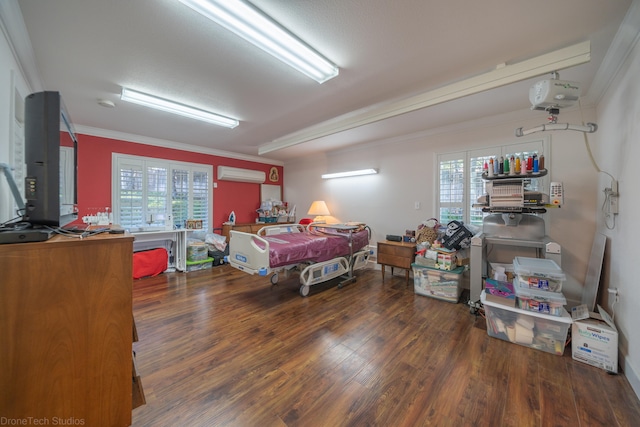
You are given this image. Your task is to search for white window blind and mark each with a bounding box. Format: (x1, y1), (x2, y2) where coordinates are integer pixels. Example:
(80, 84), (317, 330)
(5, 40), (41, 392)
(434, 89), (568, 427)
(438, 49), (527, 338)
(171, 168), (190, 229)
(437, 139), (549, 227)
(112, 154), (212, 231)
(438, 153), (465, 223)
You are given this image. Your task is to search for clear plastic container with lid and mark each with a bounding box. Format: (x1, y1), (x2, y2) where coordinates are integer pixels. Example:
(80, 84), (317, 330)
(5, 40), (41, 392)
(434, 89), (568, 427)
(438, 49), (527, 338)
(514, 283), (567, 316)
(513, 256), (566, 292)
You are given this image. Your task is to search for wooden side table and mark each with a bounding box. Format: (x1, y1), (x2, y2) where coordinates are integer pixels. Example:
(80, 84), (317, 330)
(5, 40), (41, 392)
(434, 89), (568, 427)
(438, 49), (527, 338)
(377, 240), (416, 284)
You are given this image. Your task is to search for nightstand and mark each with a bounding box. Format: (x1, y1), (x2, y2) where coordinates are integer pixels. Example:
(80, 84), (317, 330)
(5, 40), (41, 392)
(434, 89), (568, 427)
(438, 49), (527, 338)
(377, 240), (416, 284)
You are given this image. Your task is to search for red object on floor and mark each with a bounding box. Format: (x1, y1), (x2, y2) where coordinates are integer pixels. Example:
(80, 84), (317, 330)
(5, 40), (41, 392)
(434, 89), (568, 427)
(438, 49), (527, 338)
(133, 248), (168, 279)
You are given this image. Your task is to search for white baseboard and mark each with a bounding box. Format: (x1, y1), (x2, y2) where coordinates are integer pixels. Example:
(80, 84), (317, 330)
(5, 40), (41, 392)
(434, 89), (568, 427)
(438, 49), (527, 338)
(623, 356), (640, 401)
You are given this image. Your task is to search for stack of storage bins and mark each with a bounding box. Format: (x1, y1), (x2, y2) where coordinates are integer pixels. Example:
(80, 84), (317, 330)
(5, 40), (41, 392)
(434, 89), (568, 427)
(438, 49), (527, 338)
(481, 257), (572, 355)
(186, 241), (213, 271)
(513, 257), (567, 315)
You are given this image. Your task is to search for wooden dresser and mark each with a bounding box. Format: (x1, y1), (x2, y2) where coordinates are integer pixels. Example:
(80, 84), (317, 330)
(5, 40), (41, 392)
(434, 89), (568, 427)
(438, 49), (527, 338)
(221, 221), (294, 242)
(377, 240), (417, 284)
(0, 233), (136, 427)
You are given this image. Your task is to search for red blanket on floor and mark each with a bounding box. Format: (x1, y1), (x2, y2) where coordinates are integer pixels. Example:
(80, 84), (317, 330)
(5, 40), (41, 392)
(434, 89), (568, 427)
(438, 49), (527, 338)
(133, 248), (168, 279)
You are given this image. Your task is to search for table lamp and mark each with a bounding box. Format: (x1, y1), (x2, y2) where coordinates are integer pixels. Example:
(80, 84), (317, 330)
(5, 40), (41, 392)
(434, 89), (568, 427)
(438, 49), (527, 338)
(307, 200), (331, 223)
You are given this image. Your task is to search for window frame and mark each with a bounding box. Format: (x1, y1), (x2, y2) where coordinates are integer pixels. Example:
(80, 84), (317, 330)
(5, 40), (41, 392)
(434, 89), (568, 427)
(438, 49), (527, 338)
(436, 137), (550, 228)
(111, 153), (213, 231)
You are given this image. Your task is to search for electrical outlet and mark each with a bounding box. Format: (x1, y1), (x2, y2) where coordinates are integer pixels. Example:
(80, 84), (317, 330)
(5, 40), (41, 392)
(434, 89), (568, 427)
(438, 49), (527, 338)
(608, 287), (620, 303)
(414, 201), (421, 210)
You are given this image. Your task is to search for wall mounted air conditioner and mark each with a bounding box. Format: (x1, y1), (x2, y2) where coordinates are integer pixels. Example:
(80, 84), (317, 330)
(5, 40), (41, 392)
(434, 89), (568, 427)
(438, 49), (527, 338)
(217, 166), (266, 183)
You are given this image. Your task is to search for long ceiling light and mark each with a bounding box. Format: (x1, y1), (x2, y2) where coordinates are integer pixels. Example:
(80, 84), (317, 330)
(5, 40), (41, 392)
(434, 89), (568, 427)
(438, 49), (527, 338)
(321, 169), (378, 179)
(259, 41), (591, 154)
(120, 88), (239, 128)
(177, 0), (339, 84)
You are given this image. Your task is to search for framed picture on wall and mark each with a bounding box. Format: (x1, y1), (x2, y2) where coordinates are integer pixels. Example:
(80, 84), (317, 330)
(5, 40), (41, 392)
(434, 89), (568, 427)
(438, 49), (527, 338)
(269, 167), (279, 182)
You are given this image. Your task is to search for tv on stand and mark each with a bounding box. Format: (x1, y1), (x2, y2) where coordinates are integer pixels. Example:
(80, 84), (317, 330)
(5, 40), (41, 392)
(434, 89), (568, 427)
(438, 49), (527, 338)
(0, 91), (78, 244)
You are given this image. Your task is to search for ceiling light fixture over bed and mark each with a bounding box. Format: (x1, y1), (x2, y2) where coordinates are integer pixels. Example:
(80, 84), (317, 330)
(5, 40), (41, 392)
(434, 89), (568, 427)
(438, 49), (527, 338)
(177, 0), (339, 83)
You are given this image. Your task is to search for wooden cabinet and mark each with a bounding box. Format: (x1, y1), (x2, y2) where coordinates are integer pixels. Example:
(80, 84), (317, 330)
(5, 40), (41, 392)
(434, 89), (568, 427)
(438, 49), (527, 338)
(0, 233), (136, 427)
(222, 222), (294, 241)
(377, 240), (416, 284)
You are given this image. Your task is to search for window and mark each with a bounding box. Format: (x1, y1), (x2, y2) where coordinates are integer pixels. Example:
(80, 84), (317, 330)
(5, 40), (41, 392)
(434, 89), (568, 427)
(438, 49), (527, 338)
(436, 139), (549, 227)
(112, 154), (212, 230)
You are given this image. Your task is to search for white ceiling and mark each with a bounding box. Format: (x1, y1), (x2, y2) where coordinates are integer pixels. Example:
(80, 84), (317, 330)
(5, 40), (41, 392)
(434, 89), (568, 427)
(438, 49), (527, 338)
(9, 0), (633, 163)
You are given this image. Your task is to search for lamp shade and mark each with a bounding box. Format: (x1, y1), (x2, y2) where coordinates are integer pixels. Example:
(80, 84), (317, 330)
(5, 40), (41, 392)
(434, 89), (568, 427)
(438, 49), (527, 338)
(307, 200), (330, 216)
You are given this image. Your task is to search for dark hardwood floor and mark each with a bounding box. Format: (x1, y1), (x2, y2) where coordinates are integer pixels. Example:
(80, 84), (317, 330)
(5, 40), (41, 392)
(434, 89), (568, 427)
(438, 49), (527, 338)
(131, 265), (640, 427)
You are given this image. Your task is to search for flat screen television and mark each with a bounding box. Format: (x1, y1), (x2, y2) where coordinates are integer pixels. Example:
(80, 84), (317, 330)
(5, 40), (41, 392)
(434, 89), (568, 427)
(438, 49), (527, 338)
(23, 91), (78, 228)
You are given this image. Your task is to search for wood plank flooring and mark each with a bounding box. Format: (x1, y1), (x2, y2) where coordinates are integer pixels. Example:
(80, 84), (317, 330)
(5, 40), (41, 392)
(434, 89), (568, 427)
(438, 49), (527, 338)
(131, 265), (640, 427)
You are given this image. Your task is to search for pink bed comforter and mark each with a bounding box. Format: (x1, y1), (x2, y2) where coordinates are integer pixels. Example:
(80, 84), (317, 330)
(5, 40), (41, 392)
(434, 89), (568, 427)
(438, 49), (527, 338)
(260, 228), (369, 268)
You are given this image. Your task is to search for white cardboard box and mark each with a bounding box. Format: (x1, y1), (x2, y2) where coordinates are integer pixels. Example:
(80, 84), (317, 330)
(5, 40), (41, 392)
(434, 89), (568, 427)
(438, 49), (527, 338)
(571, 305), (618, 373)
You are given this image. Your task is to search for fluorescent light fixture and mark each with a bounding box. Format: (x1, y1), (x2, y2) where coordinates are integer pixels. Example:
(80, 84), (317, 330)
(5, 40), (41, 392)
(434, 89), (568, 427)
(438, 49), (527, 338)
(177, 0), (338, 83)
(321, 169), (378, 179)
(120, 87), (239, 128)
(259, 41), (591, 154)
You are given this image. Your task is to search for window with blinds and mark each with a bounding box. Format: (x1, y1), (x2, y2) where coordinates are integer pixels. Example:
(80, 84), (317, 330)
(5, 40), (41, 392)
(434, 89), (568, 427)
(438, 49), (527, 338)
(436, 139), (549, 227)
(112, 154), (212, 231)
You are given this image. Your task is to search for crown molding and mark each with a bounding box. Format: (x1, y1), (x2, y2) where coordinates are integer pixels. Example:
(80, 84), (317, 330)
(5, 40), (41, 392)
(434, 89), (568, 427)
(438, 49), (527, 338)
(75, 125), (284, 166)
(0, 0), (42, 92)
(588, 0), (640, 104)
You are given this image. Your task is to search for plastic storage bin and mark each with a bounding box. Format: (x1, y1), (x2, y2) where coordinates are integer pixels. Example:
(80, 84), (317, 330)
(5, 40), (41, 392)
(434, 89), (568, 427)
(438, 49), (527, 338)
(186, 257), (213, 271)
(481, 290), (571, 355)
(513, 256), (566, 292)
(187, 242), (208, 261)
(412, 264), (464, 303)
(514, 283), (567, 316)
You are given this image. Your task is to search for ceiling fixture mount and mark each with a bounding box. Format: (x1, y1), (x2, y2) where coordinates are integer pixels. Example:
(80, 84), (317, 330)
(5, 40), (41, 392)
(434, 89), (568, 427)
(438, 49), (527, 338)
(120, 87), (239, 128)
(177, 0), (338, 83)
(516, 72), (597, 137)
(97, 99), (115, 108)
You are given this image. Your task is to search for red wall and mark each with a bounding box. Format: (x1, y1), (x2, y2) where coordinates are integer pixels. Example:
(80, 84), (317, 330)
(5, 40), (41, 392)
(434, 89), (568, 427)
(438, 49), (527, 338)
(73, 133), (283, 229)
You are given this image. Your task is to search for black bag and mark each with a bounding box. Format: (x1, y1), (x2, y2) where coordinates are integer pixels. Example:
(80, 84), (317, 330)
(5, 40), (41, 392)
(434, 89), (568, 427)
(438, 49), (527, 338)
(208, 246), (229, 266)
(442, 220), (473, 250)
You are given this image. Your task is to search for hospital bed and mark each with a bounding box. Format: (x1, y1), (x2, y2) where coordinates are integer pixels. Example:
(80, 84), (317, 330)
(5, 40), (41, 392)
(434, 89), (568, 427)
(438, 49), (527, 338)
(227, 222), (371, 296)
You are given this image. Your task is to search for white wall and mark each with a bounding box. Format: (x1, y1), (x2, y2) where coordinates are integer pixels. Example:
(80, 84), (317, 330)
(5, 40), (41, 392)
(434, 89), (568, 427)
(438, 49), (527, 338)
(594, 11), (640, 396)
(285, 107), (599, 306)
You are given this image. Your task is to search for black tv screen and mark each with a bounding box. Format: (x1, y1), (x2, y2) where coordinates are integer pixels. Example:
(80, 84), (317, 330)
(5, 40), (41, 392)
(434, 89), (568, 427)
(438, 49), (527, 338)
(23, 91), (78, 227)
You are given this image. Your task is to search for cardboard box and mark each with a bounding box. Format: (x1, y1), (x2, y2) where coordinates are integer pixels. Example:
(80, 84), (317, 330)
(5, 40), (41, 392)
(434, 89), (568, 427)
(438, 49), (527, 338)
(571, 305), (618, 373)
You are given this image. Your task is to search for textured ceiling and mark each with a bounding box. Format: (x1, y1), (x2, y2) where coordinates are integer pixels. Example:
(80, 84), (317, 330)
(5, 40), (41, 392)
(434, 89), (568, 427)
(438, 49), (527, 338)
(11, 0), (633, 162)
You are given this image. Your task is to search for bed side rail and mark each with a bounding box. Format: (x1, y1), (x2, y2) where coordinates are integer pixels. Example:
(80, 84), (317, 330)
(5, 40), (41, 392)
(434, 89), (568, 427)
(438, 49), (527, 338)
(256, 223), (305, 236)
(299, 257), (350, 287)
